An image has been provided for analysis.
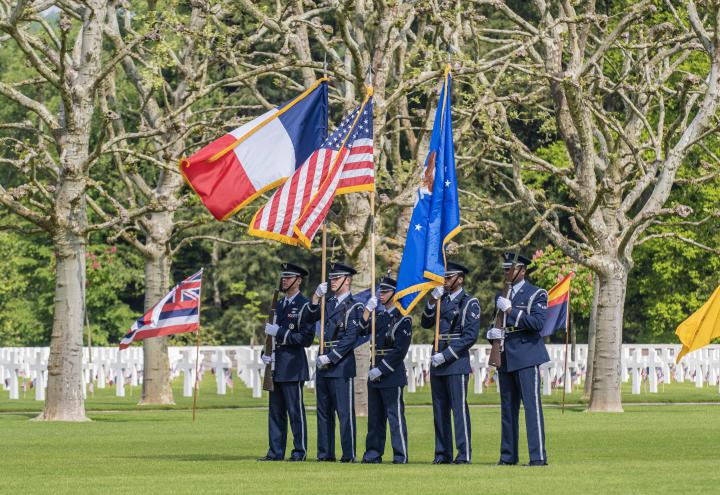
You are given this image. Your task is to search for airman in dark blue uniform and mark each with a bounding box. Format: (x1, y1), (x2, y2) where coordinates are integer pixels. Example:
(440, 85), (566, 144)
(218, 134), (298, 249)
(487, 253), (549, 466)
(421, 261), (481, 464)
(308, 262), (365, 462)
(258, 263), (315, 462)
(359, 276), (412, 464)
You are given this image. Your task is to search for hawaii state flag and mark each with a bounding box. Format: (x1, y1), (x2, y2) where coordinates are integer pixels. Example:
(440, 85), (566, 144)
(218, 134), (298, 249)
(120, 270), (203, 349)
(541, 272), (573, 337)
(180, 79), (328, 220)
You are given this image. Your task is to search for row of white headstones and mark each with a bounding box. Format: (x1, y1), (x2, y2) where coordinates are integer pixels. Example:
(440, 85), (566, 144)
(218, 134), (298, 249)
(1, 344), (719, 401)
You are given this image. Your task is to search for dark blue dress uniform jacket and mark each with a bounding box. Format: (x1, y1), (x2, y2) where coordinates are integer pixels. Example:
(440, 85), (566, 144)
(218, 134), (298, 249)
(420, 289), (481, 376)
(308, 294), (365, 379)
(361, 309), (412, 388)
(273, 293), (315, 382)
(496, 281), (550, 373)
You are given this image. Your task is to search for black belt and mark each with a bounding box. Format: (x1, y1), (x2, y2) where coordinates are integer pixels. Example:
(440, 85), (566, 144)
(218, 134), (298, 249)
(505, 327), (524, 333)
(323, 340), (340, 349)
(374, 349), (392, 356)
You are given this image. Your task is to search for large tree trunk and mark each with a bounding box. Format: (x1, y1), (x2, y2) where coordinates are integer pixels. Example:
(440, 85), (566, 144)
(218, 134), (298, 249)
(37, 180), (89, 421)
(346, 194), (372, 417)
(583, 274), (600, 400)
(587, 265), (627, 412)
(35, 0), (107, 422)
(139, 237), (175, 405)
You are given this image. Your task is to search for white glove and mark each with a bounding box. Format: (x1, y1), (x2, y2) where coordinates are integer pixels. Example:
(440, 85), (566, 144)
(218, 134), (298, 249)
(487, 327), (505, 340)
(431, 286), (444, 300)
(365, 296), (378, 312)
(265, 323), (279, 337)
(496, 296), (512, 312)
(317, 355), (331, 367)
(315, 282), (328, 298)
(261, 354), (273, 365)
(431, 353), (446, 368)
(368, 367), (382, 381)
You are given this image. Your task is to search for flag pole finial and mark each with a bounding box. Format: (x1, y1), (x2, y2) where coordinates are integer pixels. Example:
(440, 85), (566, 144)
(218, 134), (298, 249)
(446, 43), (454, 72)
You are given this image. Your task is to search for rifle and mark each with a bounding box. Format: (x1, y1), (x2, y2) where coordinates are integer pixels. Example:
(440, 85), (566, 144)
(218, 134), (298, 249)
(262, 280), (281, 392)
(488, 252), (521, 368)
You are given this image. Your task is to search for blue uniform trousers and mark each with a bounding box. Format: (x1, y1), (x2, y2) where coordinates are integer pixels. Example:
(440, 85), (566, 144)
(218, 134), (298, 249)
(316, 376), (356, 461)
(362, 386), (408, 464)
(267, 381), (307, 460)
(430, 373), (472, 463)
(498, 365), (547, 464)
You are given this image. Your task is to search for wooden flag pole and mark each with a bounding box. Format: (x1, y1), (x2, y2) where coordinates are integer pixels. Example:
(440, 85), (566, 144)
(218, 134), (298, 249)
(364, 65), (377, 367)
(319, 222), (327, 354)
(192, 326), (201, 422)
(370, 193), (377, 367)
(192, 268), (204, 423)
(434, 296), (442, 353)
(561, 291), (571, 414)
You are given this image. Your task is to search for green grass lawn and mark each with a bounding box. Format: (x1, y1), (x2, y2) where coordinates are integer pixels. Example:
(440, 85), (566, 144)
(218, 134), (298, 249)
(1, 374), (719, 412)
(3, 404), (719, 494)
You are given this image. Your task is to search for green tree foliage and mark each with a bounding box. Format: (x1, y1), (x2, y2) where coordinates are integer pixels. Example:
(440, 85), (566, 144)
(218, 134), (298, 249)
(0, 231), (53, 345)
(0, 229), (143, 346)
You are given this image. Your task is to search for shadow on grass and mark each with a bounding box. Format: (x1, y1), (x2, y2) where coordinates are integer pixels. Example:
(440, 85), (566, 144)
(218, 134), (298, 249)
(90, 415), (191, 423)
(2, 412), (37, 420)
(126, 453), (256, 462)
(550, 406), (586, 413)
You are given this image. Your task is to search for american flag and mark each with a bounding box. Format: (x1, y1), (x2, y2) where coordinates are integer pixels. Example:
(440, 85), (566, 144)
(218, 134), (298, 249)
(249, 96), (374, 246)
(119, 270), (203, 350)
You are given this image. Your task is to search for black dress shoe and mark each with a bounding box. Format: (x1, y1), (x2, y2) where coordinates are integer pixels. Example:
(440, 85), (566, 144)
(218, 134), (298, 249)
(287, 457), (305, 462)
(453, 459), (470, 464)
(496, 460), (517, 466)
(361, 458), (382, 464)
(526, 460), (548, 466)
(340, 458), (356, 463)
(317, 458), (337, 462)
(257, 455), (282, 461)
(432, 458), (451, 465)
(392, 459), (408, 464)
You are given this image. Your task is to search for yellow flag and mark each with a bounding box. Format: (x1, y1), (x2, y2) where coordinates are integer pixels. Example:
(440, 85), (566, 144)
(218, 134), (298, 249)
(675, 285), (720, 363)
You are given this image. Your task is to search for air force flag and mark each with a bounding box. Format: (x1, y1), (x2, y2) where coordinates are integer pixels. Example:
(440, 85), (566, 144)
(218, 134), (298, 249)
(394, 65), (461, 315)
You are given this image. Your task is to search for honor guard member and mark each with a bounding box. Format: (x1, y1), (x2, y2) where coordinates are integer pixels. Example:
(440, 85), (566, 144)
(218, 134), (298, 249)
(421, 262), (481, 464)
(258, 263), (315, 462)
(308, 262), (365, 462)
(359, 276), (412, 464)
(487, 253), (549, 466)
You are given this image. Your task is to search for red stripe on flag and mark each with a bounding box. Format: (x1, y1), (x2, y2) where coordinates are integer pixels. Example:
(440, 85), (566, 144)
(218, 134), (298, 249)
(547, 291), (569, 308)
(349, 145), (373, 154)
(265, 179), (284, 231)
(341, 161), (374, 171)
(279, 163), (302, 234)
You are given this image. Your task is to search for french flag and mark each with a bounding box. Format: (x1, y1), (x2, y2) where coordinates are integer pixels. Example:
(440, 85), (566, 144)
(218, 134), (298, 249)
(180, 79), (328, 220)
(540, 272), (574, 337)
